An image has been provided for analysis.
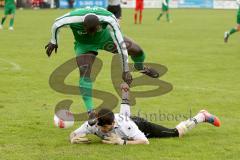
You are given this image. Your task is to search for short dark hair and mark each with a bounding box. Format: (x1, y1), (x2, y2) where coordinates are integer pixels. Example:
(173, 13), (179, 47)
(83, 14), (100, 34)
(97, 108), (114, 126)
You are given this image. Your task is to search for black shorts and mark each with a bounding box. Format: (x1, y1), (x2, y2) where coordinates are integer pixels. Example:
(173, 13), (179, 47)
(107, 4), (122, 19)
(131, 116), (179, 138)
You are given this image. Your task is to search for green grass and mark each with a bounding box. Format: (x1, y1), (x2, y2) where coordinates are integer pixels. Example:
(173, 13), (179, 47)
(1, 8), (240, 160)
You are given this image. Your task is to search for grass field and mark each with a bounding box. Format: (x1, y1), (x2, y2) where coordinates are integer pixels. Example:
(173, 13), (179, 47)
(0, 8), (240, 160)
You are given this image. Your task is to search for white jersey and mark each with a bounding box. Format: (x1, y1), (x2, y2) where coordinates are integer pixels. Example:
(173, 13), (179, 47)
(108, 0), (121, 6)
(73, 113), (148, 141)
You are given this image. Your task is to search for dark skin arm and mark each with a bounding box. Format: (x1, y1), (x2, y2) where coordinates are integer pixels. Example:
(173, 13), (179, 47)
(45, 42), (58, 57)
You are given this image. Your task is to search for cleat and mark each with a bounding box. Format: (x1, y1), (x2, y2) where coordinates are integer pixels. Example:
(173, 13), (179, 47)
(87, 110), (97, 126)
(136, 66), (160, 78)
(9, 27), (14, 30)
(199, 110), (221, 127)
(224, 32), (229, 43)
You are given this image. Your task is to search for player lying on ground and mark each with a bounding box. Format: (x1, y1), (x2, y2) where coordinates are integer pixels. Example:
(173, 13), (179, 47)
(0, 0), (15, 30)
(224, 0), (240, 42)
(69, 83), (221, 145)
(157, 0), (171, 22)
(45, 7), (159, 125)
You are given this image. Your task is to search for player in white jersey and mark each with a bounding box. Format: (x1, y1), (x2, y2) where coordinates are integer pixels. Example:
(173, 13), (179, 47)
(107, 0), (127, 20)
(69, 83), (221, 145)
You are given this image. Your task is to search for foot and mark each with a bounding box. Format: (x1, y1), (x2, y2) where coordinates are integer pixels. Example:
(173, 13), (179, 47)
(0, 25), (3, 29)
(199, 110), (221, 127)
(224, 31), (229, 43)
(137, 66), (160, 78)
(9, 26), (14, 30)
(87, 110), (97, 126)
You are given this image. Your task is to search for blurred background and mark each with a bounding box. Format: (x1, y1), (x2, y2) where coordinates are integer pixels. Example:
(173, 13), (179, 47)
(0, 0), (238, 10)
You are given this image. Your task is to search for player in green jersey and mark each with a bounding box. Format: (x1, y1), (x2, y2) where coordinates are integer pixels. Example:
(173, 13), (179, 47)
(0, 0), (16, 30)
(45, 7), (159, 125)
(157, 0), (171, 22)
(224, 0), (240, 42)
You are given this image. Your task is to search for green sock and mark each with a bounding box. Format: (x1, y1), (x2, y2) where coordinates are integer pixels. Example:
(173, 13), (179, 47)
(1, 17), (6, 25)
(157, 13), (163, 20)
(131, 51), (146, 70)
(229, 28), (238, 35)
(79, 77), (93, 112)
(9, 18), (14, 27)
(166, 13), (170, 22)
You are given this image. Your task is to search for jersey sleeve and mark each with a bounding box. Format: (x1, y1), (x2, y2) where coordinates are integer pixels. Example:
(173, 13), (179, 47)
(103, 16), (129, 72)
(73, 121), (94, 136)
(50, 14), (85, 45)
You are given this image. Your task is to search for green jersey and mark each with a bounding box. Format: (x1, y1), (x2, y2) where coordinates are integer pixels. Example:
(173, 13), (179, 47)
(50, 7), (129, 71)
(5, 0), (15, 6)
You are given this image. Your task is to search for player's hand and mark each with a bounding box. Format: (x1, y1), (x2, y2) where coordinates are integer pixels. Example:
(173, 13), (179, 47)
(102, 133), (124, 145)
(122, 71), (133, 85)
(69, 133), (91, 144)
(45, 42), (58, 57)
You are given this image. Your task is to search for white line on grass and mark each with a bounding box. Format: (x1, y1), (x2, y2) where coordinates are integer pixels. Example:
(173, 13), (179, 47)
(0, 58), (21, 71)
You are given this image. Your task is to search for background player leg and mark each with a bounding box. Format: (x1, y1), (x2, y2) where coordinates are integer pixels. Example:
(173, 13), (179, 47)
(0, 15), (7, 29)
(139, 10), (143, 24)
(224, 24), (240, 43)
(9, 14), (14, 30)
(134, 11), (138, 24)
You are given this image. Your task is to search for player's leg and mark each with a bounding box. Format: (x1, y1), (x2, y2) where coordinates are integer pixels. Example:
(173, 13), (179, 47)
(0, 7), (9, 29)
(0, 15), (6, 29)
(224, 11), (240, 43)
(224, 24), (240, 43)
(134, 10), (138, 24)
(157, 6), (165, 21)
(74, 42), (98, 125)
(9, 13), (15, 30)
(76, 53), (97, 125)
(131, 116), (179, 138)
(139, 10), (143, 24)
(76, 53), (96, 112)
(166, 9), (171, 22)
(176, 110), (221, 137)
(8, 6), (16, 30)
(124, 36), (160, 78)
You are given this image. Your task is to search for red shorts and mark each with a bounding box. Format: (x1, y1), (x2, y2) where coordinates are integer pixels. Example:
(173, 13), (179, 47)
(135, 0), (144, 11)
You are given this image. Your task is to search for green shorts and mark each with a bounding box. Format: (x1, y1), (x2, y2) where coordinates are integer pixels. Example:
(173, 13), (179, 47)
(74, 29), (117, 56)
(162, 4), (169, 12)
(4, 5), (16, 15)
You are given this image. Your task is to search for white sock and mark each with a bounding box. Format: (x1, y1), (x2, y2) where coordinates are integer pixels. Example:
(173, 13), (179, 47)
(193, 113), (205, 124)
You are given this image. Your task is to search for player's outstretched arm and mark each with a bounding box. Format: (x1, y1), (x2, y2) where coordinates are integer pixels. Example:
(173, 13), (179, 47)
(105, 18), (132, 85)
(69, 121), (93, 144)
(102, 133), (149, 145)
